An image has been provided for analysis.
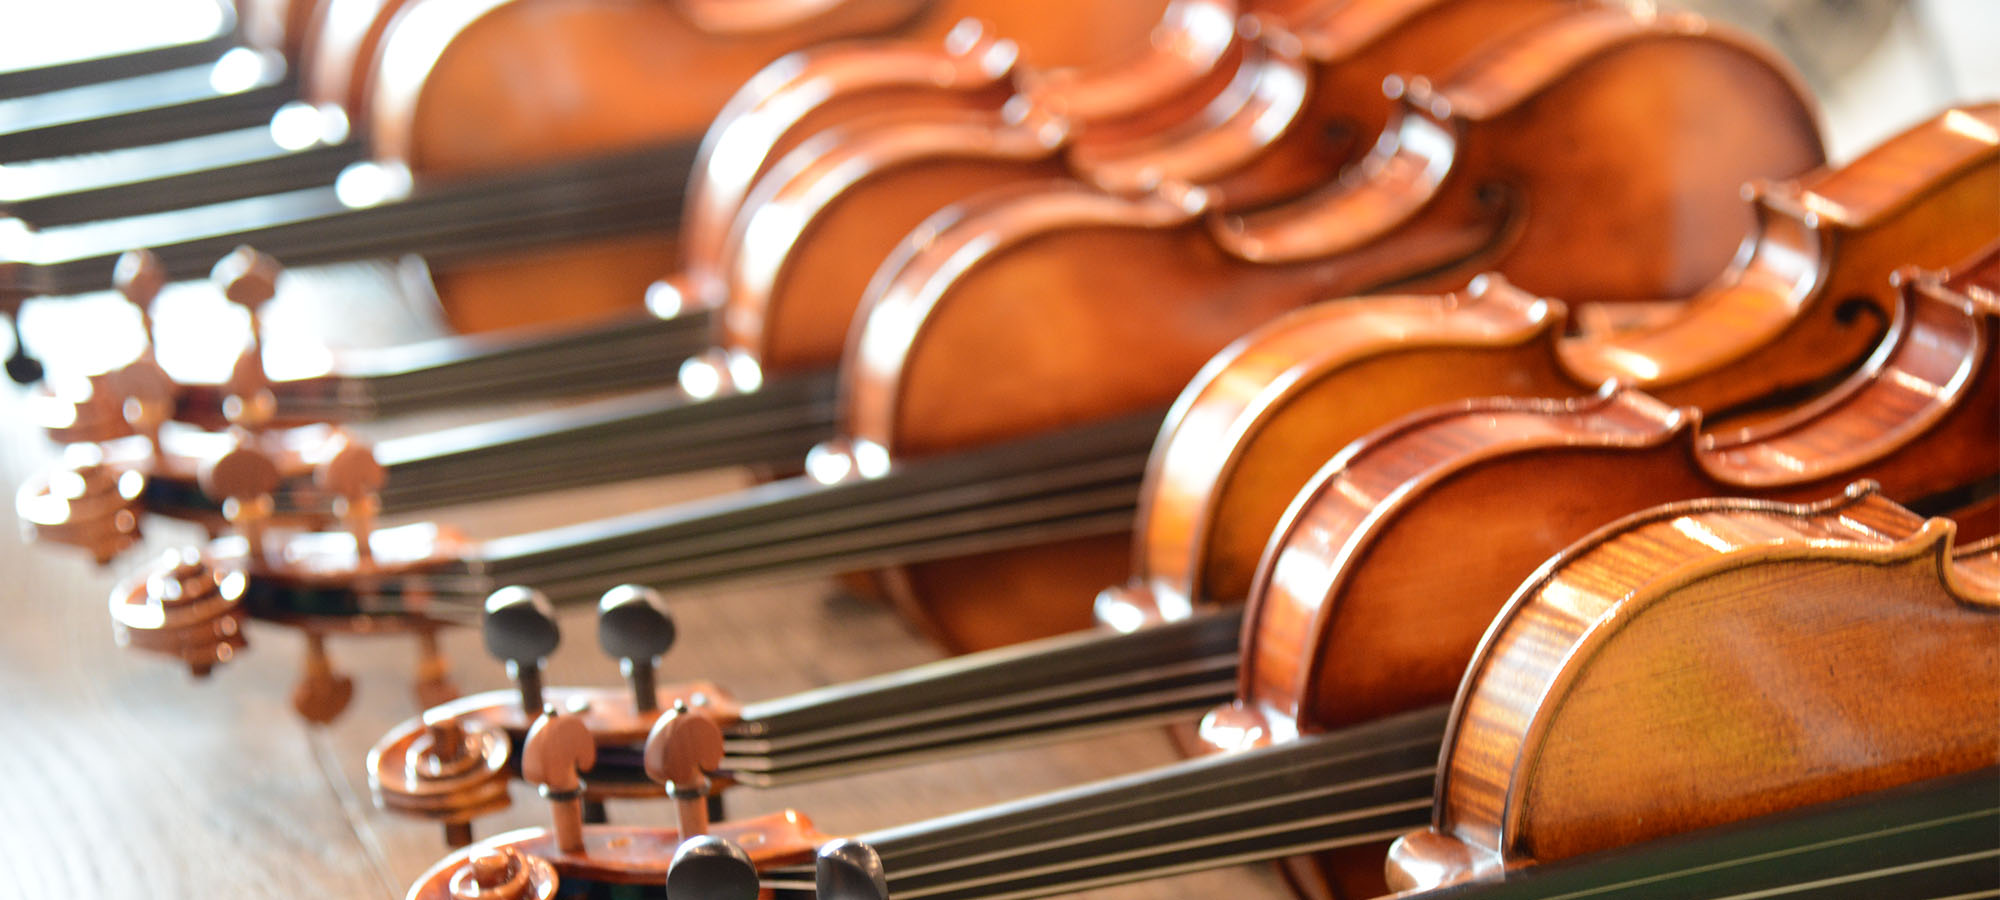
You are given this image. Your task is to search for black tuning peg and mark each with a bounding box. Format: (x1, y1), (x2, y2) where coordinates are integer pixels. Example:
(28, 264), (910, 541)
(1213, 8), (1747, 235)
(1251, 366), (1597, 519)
(5, 316), (42, 385)
(483, 586), (560, 714)
(817, 839), (888, 900)
(596, 584), (675, 712)
(667, 835), (760, 900)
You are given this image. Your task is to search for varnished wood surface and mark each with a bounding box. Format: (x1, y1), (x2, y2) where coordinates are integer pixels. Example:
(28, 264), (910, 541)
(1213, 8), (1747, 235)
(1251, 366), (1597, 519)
(0, 269), (1289, 898)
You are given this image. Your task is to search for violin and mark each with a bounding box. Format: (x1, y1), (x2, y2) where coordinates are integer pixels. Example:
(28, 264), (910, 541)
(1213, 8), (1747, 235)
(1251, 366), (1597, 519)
(695, 0), (1587, 389)
(1109, 101), (1998, 630)
(365, 240), (2000, 870)
(1384, 484), (2000, 896)
(832, 5), (1822, 650)
(1201, 248), (1997, 892)
(394, 481), (1998, 900)
(91, 4), (1830, 710)
(16, 0), (1562, 537)
(2, 0), (1193, 377)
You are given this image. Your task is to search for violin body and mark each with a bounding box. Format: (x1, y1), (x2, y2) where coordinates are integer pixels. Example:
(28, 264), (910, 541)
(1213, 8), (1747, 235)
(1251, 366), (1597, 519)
(709, 0), (1593, 380)
(1387, 486), (1999, 891)
(676, 0), (1244, 283)
(840, 7), (1823, 652)
(363, 0), (943, 333)
(1110, 104), (1998, 629)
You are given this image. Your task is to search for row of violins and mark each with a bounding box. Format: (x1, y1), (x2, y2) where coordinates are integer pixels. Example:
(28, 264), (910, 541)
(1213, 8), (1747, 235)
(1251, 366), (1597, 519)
(8, 0), (1998, 897)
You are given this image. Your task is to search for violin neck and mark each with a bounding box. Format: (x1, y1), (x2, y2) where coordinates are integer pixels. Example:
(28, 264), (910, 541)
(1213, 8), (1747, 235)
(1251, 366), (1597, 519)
(771, 707), (1448, 900)
(439, 411), (1167, 612)
(24, 139), (698, 296)
(723, 608), (1246, 786)
(268, 308), (717, 422)
(1414, 768), (1999, 900)
(370, 371), (839, 512)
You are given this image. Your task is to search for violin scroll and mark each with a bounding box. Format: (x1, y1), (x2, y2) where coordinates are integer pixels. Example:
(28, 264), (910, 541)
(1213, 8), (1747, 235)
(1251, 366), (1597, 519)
(442, 846), (556, 900)
(16, 458), (144, 564)
(369, 709), (512, 848)
(108, 548), (248, 677)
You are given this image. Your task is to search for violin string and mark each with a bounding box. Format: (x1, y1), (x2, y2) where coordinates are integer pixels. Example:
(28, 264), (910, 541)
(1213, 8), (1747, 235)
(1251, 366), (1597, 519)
(728, 679), (1239, 787)
(313, 310), (720, 418)
(766, 710), (1446, 898)
(731, 649), (1236, 757)
(27, 140), (696, 293)
(322, 422), (1160, 624)
(844, 768), (2000, 900)
(371, 374), (839, 511)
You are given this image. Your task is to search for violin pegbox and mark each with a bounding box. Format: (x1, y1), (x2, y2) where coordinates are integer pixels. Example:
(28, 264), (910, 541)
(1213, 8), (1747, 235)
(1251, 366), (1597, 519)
(108, 547), (248, 677)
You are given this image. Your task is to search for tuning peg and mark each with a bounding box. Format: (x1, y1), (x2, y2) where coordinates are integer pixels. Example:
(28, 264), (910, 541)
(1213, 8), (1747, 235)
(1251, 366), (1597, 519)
(412, 625), (459, 710)
(666, 835), (759, 900)
(445, 846), (556, 900)
(596, 585), (675, 712)
(521, 705), (596, 854)
(198, 437), (280, 558)
(113, 248), (166, 347)
(5, 314), (43, 385)
(314, 431), (385, 565)
(212, 247), (281, 430)
(644, 699), (724, 841)
(817, 839), (889, 900)
(483, 586), (559, 715)
(115, 355), (176, 463)
(292, 629), (354, 723)
(212, 245), (281, 315)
